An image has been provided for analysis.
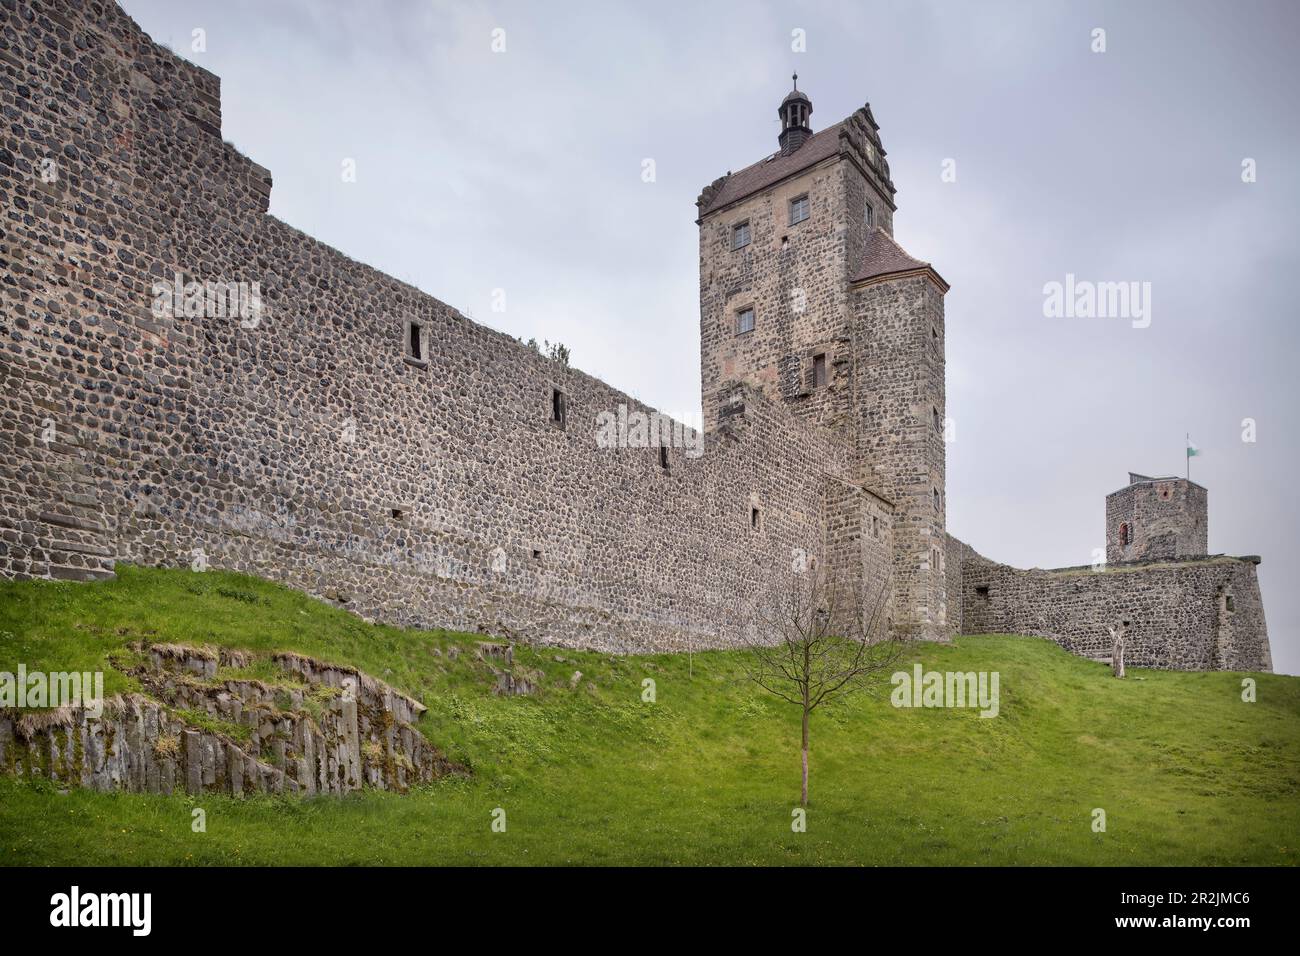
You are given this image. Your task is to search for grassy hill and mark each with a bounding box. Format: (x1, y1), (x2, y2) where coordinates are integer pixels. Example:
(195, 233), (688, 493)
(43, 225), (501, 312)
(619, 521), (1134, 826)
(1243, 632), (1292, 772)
(1, 565), (1296, 866)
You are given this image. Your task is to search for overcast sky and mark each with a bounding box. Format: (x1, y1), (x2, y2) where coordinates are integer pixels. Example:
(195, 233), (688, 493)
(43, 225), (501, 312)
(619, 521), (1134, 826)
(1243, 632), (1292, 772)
(121, 0), (1300, 674)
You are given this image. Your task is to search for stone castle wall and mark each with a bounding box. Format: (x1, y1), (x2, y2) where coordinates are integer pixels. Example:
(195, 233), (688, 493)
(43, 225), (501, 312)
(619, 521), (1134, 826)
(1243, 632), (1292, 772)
(948, 534), (1271, 672)
(0, 0), (892, 652)
(1106, 477), (1208, 563)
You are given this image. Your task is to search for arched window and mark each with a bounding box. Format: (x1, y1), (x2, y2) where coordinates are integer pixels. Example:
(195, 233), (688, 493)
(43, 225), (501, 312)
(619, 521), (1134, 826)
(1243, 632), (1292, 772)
(1119, 523), (1130, 547)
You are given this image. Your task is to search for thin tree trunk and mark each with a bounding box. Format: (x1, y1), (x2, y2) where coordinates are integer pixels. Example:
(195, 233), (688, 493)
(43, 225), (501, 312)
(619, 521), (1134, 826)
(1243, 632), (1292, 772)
(801, 706), (810, 806)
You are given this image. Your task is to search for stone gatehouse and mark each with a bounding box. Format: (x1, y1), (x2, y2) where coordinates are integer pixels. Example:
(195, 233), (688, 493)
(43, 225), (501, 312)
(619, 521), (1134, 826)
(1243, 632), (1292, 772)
(0, 2), (1271, 670)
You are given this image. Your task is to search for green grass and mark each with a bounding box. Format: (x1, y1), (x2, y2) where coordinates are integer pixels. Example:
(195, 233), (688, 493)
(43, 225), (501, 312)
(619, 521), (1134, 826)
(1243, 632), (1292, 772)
(1, 565), (1296, 866)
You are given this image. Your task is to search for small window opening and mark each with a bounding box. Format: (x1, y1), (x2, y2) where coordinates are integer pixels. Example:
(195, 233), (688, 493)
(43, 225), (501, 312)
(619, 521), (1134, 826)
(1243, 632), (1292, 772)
(1119, 523), (1130, 547)
(406, 321), (424, 362)
(1225, 595), (1235, 612)
(391, 508), (404, 520)
(933, 487), (941, 512)
(975, 585), (990, 598)
(750, 506), (761, 532)
(531, 548), (542, 562)
(736, 307), (755, 335)
(659, 446), (669, 470)
(865, 202), (875, 229)
(933, 407), (941, 432)
(813, 353), (827, 387)
(550, 388), (567, 428)
(872, 515), (879, 538)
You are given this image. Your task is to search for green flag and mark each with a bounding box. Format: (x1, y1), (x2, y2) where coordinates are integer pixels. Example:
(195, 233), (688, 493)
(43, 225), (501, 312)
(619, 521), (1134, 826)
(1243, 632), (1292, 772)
(1187, 439), (1200, 458)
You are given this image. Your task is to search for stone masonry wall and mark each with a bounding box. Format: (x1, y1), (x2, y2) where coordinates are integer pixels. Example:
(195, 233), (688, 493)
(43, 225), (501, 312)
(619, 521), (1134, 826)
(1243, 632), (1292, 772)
(1106, 477), (1208, 563)
(952, 534), (1271, 672)
(0, 0), (861, 653)
(852, 274), (947, 640)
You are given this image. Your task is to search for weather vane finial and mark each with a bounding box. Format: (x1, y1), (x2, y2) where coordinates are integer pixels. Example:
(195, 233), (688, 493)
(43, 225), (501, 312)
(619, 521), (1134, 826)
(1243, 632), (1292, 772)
(792, 72), (798, 91)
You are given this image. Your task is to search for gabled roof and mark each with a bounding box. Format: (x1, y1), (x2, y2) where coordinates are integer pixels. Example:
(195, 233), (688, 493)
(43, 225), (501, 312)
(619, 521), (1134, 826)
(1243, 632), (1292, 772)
(850, 228), (949, 292)
(696, 120), (848, 219)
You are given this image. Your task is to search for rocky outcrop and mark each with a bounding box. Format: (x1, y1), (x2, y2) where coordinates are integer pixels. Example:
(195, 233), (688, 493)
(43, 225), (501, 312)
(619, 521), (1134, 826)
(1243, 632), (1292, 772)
(0, 644), (461, 796)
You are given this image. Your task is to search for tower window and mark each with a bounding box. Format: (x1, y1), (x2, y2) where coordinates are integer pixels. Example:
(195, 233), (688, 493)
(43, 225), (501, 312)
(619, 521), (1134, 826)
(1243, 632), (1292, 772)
(933, 407), (941, 432)
(789, 194), (810, 225)
(872, 515), (879, 538)
(550, 388), (567, 428)
(750, 506), (762, 532)
(975, 586), (990, 599)
(812, 353), (827, 387)
(1119, 523), (1130, 547)
(659, 446), (669, 470)
(736, 308), (755, 335)
(933, 488), (941, 512)
(1225, 595), (1235, 612)
(405, 320), (425, 363)
(732, 221), (751, 250)
(865, 202), (875, 229)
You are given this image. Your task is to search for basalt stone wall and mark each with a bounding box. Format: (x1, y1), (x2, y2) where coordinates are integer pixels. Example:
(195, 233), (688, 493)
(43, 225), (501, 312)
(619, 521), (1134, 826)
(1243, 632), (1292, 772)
(851, 274), (947, 640)
(1106, 477), (1208, 564)
(0, 0), (862, 653)
(957, 543), (1271, 672)
(698, 155), (855, 439)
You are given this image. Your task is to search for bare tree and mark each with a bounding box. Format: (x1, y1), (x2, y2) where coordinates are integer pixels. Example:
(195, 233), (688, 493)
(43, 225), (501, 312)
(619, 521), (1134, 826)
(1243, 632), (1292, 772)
(730, 566), (900, 806)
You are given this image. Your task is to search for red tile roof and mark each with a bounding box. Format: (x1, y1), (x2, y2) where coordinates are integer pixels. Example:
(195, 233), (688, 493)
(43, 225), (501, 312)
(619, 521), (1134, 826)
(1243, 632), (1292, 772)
(851, 229), (948, 291)
(697, 120), (848, 218)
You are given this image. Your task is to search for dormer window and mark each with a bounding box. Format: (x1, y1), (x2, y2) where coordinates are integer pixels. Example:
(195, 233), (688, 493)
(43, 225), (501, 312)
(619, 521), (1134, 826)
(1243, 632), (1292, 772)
(732, 221), (751, 250)
(789, 194), (810, 225)
(736, 307), (755, 335)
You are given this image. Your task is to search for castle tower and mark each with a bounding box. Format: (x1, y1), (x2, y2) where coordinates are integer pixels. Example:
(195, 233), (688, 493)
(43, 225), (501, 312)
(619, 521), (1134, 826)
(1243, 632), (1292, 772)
(1106, 473), (1208, 563)
(695, 80), (949, 640)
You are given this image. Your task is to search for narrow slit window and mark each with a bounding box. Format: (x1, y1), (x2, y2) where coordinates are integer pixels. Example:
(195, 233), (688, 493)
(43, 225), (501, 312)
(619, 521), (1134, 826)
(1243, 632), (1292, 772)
(659, 446), (669, 470)
(750, 506), (761, 532)
(550, 388), (566, 428)
(406, 321), (424, 362)
(933, 488), (941, 512)
(865, 201), (875, 229)
(813, 353), (827, 387)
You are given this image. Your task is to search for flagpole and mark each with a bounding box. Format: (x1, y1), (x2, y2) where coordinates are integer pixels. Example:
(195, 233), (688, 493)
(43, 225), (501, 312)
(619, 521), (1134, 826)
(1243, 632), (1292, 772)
(1186, 432), (1190, 480)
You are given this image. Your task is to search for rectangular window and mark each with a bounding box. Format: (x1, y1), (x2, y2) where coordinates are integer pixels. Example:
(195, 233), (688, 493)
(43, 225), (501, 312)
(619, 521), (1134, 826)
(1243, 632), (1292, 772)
(550, 388), (566, 428)
(750, 506), (761, 531)
(736, 308), (755, 335)
(406, 321), (424, 362)
(865, 202), (875, 229)
(789, 194), (810, 225)
(813, 353), (827, 387)
(871, 515), (879, 538)
(732, 221), (751, 250)
(659, 446), (669, 470)
(975, 586), (990, 598)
